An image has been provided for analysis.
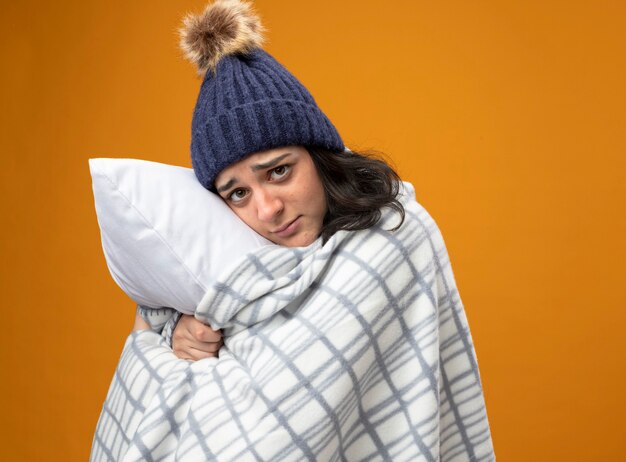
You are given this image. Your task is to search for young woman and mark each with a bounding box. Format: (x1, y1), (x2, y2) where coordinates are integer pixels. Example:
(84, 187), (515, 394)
(131, 143), (405, 359)
(97, 1), (494, 460)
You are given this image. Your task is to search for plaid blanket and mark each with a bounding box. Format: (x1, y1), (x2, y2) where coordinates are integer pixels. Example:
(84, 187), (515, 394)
(90, 183), (495, 461)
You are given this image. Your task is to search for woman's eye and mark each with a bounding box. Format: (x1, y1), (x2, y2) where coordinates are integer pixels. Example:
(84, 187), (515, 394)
(229, 189), (247, 203)
(270, 165), (290, 180)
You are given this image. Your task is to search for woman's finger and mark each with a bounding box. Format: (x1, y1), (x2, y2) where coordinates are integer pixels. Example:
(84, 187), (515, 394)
(174, 338), (223, 360)
(189, 338), (223, 353)
(190, 324), (222, 343)
(190, 345), (220, 359)
(178, 314), (221, 342)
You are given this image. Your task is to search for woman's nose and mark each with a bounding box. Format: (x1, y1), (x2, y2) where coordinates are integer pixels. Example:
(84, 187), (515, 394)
(255, 189), (283, 222)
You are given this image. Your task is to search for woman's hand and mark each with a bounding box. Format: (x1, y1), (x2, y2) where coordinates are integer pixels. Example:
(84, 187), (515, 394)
(172, 314), (223, 361)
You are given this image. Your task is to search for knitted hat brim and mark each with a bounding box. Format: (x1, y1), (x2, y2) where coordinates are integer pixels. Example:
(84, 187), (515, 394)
(192, 99), (344, 189)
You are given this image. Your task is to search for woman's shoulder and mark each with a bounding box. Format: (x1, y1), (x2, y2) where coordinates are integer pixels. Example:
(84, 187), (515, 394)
(377, 181), (450, 254)
(391, 181), (441, 231)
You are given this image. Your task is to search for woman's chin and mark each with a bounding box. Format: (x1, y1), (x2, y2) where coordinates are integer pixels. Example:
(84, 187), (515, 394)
(274, 231), (319, 248)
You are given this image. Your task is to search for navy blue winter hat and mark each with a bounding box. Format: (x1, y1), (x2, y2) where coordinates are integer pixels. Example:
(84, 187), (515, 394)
(179, 0), (344, 189)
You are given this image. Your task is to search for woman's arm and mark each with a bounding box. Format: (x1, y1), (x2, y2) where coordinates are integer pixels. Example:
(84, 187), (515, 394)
(132, 312), (151, 331)
(131, 310), (223, 360)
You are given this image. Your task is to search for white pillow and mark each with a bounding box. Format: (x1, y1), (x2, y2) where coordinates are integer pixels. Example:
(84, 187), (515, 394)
(89, 158), (272, 314)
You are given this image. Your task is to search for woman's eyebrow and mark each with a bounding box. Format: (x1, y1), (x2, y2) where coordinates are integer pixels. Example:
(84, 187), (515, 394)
(251, 152), (292, 171)
(216, 178), (237, 194)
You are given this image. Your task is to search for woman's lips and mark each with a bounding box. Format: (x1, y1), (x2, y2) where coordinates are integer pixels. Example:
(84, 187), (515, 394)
(273, 216), (301, 238)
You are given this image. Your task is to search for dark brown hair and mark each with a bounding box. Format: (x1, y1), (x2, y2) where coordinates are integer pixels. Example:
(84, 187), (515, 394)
(305, 146), (405, 243)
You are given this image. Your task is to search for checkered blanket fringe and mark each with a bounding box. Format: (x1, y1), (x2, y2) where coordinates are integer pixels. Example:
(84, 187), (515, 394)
(91, 183), (495, 461)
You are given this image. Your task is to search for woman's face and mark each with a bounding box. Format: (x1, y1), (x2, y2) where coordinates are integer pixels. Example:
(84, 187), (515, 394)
(214, 145), (327, 247)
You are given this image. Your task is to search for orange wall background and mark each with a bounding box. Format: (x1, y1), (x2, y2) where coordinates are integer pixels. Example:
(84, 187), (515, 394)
(1, 1), (625, 460)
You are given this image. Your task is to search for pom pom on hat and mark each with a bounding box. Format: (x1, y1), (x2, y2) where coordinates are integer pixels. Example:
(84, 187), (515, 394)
(179, 0), (265, 76)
